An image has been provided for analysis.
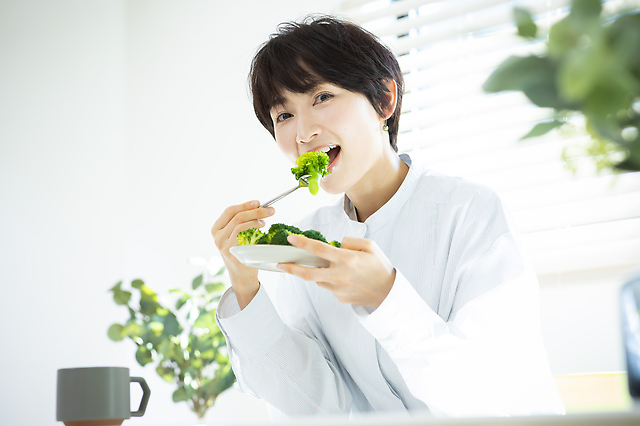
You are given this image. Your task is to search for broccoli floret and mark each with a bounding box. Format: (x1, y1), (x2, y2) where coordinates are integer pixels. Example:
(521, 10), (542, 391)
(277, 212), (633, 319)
(270, 229), (296, 246)
(256, 234), (271, 245)
(237, 228), (264, 245)
(291, 151), (330, 195)
(329, 240), (341, 248)
(269, 223), (303, 235)
(256, 223), (303, 245)
(302, 229), (328, 243)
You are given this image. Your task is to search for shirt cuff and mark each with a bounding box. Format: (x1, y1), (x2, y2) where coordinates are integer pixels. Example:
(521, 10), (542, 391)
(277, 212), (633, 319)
(354, 269), (444, 353)
(215, 284), (285, 357)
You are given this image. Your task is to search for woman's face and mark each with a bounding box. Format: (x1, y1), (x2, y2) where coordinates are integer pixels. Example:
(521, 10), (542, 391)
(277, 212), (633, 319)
(269, 82), (389, 195)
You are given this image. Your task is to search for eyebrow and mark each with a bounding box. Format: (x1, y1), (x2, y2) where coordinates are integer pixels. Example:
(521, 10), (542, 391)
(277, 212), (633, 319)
(269, 81), (325, 113)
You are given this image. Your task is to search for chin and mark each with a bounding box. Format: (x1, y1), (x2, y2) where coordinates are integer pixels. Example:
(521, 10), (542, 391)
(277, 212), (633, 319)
(320, 178), (348, 195)
(321, 187), (344, 195)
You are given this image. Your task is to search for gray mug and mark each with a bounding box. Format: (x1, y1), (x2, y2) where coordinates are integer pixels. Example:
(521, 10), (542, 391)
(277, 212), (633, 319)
(56, 367), (150, 426)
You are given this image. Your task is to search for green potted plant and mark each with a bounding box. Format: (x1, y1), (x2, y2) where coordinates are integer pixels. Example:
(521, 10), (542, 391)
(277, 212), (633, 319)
(107, 259), (235, 421)
(483, 0), (640, 172)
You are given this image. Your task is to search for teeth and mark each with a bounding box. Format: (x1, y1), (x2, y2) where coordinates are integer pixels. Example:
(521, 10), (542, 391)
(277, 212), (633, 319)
(317, 145), (337, 153)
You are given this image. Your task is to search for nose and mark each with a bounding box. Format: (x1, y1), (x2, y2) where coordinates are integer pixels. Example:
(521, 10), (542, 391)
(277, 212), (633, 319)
(295, 113), (319, 145)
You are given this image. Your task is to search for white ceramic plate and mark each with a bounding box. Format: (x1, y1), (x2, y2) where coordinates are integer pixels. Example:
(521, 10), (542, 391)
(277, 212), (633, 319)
(230, 245), (330, 272)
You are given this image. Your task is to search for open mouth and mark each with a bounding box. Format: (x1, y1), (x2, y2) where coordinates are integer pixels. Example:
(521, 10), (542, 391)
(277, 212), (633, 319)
(316, 145), (341, 171)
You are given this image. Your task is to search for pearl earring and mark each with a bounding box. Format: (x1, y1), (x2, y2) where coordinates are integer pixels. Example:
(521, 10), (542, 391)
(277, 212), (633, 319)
(382, 120), (389, 132)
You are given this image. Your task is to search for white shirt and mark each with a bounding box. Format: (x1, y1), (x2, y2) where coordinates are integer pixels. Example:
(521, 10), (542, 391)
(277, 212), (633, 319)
(216, 156), (565, 418)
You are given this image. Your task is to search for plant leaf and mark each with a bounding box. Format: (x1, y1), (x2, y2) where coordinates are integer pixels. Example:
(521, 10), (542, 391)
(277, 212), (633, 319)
(521, 120), (565, 139)
(122, 321), (145, 339)
(192, 274), (203, 290)
(202, 368), (236, 398)
(483, 55), (534, 92)
(149, 321), (164, 335)
(175, 294), (190, 310)
(156, 365), (174, 382)
(131, 279), (144, 289)
(107, 324), (124, 341)
(192, 358), (203, 369)
(135, 346), (153, 366)
(193, 311), (217, 331)
(162, 312), (182, 337)
(484, 55), (573, 110)
(569, 0), (602, 21)
(514, 8), (537, 38)
(139, 284), (157, 300)
(139, 284), (159, 316)
(615, 148), (640, 172)
(172, 387), (189, 402)
(205, 282), (225, 293)
(112, 288), (131, 306)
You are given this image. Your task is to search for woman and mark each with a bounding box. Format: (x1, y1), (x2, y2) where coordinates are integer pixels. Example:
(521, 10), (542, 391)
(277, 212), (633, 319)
(212, 16), (564, 418)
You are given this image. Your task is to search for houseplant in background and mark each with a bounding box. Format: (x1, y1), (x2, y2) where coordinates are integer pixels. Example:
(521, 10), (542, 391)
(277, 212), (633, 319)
(107, 258), (235, 421)
(483, 0), (640, 173)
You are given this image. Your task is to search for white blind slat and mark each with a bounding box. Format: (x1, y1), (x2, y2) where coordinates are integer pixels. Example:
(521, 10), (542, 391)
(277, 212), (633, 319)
(402, 103), (551, 146)
(524, 217), (640, 252)
(385, 0), (570, 55)
(344, 0), (441, 24)
(515, 191), (640, 233)
(371, 0), (514, 38)
(501, 172), (640, 211)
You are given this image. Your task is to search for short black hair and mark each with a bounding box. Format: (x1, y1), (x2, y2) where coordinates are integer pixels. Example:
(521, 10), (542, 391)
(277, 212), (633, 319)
(249, 15), (404, 152)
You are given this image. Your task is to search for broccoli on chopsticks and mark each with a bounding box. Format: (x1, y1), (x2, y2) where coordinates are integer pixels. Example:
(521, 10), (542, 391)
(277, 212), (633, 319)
(291, 151), (330, 195)
(237, 223), (341, 248)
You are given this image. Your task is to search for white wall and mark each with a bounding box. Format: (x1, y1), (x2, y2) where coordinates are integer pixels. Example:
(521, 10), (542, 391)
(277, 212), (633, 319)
(0, 1), (334, 425)
(0, 1), (130, 425)
(0, 1), (634, 426)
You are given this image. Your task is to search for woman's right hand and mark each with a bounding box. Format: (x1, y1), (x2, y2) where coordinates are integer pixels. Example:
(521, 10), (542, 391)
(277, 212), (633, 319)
(211, 200), (275, 309)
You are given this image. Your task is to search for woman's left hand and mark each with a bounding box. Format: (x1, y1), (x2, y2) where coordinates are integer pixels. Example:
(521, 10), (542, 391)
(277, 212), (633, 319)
(277, 235), (396, 308)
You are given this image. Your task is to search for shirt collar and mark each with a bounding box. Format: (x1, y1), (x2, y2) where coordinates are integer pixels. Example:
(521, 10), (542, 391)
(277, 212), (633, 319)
(342, 153), (420, 231)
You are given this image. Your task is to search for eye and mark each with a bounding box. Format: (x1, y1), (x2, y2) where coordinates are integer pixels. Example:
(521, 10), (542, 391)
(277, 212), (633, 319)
(276, 112), (293, 123)
(314, 92), (333, 105)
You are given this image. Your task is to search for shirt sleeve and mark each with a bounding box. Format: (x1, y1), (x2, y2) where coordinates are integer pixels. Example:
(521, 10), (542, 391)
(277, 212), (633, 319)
(355, 232), (565, 417)
(215, 280), (353, 417)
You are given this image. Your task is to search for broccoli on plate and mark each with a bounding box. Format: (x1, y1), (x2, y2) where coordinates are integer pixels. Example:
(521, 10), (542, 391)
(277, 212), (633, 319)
(237, 228), (264, 245)
(237, 223), (341, 248)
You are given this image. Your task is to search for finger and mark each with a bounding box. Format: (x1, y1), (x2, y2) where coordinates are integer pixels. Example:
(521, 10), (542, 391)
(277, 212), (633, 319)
(315, 280), (336, 292)
(229, 219), (269, 246)
(212, 200), (259, 234)
(286, 234), (340, 261)
(228, 205), (274, 231)
(340, 236), (375, 252)
(277, 261), (332, 283)
(214, 205), (275, 247)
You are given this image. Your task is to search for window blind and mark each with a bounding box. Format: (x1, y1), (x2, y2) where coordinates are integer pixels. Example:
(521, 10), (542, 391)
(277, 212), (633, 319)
(334, 0), (640, 284)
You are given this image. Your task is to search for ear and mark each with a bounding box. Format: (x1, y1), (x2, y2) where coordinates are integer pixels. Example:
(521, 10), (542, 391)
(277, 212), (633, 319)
(381, 79), (398, 120)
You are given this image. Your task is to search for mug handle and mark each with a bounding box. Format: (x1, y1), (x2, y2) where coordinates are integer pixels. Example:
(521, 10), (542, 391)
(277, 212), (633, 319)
(130, 376), (150, 417)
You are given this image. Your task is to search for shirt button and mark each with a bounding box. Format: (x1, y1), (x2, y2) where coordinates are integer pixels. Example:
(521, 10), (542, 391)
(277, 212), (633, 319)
(358, 225), (366, 235)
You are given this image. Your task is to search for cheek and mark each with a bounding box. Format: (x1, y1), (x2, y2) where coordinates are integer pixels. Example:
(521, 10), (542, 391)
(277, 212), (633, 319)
(274, 133), (299, 163)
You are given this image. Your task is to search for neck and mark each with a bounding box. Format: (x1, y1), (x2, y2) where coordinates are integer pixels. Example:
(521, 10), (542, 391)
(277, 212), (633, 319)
(346, 150), (409, 223)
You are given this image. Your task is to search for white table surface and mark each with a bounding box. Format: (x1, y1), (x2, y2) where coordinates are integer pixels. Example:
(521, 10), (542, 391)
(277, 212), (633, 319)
(201, 408), (640, 426)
